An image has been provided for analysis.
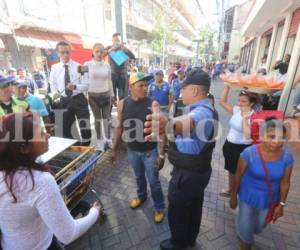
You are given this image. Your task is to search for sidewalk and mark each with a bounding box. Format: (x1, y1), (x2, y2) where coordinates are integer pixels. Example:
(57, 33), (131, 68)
(67, 80), (300, 250)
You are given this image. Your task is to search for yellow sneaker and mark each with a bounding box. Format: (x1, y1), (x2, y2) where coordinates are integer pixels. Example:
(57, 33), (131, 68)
(130, 198), (144, 209)
(154, 211), (165, 224)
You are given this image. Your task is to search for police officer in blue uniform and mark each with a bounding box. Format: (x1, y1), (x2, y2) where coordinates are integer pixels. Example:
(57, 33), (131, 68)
(148, 70), (172, 113)
(171, 68), (185, 101)
(144, 68), (218, 250)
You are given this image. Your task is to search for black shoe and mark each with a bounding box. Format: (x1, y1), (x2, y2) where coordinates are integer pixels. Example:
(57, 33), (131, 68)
(160, 239), (186, 250)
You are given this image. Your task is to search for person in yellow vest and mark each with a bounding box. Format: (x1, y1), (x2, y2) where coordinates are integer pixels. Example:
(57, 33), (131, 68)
(0, 76), (29, 117)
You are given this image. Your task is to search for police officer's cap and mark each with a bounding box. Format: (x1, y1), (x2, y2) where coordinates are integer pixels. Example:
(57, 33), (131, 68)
(181, 68), (210, 88)
(0, 76), (15, 88)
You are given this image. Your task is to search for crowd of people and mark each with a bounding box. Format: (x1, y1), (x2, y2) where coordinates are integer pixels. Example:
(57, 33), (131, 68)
(0, 32), (297, 250)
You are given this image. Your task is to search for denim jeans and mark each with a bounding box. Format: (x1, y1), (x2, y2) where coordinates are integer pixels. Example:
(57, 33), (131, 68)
(127, 148), (165, 211)
(236, 201), (268, 244)
(293, 84), (300, 107)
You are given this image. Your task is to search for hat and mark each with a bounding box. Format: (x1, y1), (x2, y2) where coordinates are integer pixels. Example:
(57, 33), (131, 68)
(16, 79), (28, 88)
(129, 72), (153, 85)
(155, 70), (164, 76)
(181, 69), (211, 88)
(0, 75), (15, 88)
(8, 67), (16, 73)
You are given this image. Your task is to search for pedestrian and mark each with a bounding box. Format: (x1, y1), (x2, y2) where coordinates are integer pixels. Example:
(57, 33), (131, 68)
(148, 70), (172, 114)
(32, 68), (47, 89)
(257, 54), (268, 75)
(0, 112), (101, 250)
(230, 117), (294, 250)
(292, 74), (300, 117)
(17, 68), (38, 94)
(144, 68), (218, 249)
(171, 68), (185, 101)
(83, 43), (115, 151)
(106, 33), (135, 100)
(110, 72), (165, 224)
(49, 40), (91, 146)
(0, 76), (28, 117)
(7, 68), (17, 78)
(14, 79), (52, 134)
(219, 85), (258, 197)
(272, 54), (291, 77)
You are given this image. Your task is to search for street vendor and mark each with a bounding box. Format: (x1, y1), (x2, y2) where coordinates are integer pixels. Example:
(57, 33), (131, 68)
(0, 75), (29, 117)
(0, 112), (101, 250)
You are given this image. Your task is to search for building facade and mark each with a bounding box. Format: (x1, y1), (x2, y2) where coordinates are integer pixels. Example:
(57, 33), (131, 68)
(240, 0), (300, 114)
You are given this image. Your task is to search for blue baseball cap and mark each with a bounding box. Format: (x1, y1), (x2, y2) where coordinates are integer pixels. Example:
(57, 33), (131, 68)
(0, 76), (15, 88)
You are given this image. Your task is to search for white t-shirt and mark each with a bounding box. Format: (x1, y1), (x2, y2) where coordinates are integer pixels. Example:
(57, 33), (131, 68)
(227, 106), (253, 145)
(0, 169), (99, 250)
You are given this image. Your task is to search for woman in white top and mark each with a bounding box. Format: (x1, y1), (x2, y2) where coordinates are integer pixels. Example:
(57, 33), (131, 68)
(0, 112), (100, 250)
(219, 85), (258, 197)
(84, 43), (115, 151)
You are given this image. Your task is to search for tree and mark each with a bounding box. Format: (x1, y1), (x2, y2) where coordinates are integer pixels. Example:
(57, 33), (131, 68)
(151, 11), (176, 66)
(198, 25), (218, 63)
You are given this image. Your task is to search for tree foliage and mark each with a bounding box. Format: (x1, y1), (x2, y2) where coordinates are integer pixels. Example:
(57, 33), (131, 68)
(198, 25), (218, 62)
(151, 11), (176, 57)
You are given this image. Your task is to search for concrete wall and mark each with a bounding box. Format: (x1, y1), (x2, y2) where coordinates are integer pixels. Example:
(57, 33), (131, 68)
(227, 30), (242, 63)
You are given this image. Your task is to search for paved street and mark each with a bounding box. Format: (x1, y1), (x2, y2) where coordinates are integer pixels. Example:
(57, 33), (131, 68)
(68, 80), (300, 250)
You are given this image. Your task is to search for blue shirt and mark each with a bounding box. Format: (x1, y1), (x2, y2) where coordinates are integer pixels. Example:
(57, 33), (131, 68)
(25, 94), (49, 117)
(175, 98), (214, 154)
(171, 78), (183, 100)
(239, 145), (294, 209)
(148, 81), (171, 107)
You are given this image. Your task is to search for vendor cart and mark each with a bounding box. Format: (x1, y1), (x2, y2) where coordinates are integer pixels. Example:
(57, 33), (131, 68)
(37, 137), (106, 217)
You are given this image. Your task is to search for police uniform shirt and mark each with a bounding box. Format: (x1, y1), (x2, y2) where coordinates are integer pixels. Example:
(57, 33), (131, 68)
(171, 78), (183, 100)
(148, 81), (171, 107)
(175, 98), (214, 155)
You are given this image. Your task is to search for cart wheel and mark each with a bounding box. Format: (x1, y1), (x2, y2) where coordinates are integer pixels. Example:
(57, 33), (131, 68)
(71, 200), (91, 218)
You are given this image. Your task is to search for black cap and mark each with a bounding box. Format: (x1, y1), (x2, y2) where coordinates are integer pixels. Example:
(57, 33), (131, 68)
(181, 68), (211, 88)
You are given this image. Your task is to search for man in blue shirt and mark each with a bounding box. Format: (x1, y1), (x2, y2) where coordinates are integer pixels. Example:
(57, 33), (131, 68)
(15, 80), (52, 134)
(148, 70), (172, 112)
(171, 68), (185, 101)
(144, 68), (218, 250)
(17, 68), (38, 94)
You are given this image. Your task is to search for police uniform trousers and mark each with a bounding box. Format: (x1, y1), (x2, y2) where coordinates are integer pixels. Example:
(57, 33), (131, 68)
(168, 167), (212, 247)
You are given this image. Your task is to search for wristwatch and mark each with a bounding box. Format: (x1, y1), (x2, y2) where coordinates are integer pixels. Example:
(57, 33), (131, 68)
(279, 201), (286, 207)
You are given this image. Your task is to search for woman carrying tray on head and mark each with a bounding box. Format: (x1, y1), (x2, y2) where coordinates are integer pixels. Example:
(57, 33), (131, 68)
(0, 112), (101, 250)
(219, 85), (259, 197)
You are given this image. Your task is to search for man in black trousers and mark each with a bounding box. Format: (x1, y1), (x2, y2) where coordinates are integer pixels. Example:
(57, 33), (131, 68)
(106, 33), (135, 100)
(49, 41), (91, 146)
(144, 68), (218, 249)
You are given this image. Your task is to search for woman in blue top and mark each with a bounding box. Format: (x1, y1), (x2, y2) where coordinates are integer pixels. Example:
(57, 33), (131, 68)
(230, 117), (294, 250)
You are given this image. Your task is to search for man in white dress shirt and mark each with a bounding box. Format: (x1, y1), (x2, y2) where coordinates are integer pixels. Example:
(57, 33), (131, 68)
(49, 41), (91, 146)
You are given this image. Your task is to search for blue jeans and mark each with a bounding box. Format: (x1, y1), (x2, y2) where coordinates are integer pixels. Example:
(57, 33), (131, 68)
(127, 148), (165, 211)
(236, 201), (268, 244)
(293, 84), (300, 107)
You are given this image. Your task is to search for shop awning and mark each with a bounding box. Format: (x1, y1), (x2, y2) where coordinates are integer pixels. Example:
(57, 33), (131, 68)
(242, 0), (300, 36)
(14, 29), (64, 49)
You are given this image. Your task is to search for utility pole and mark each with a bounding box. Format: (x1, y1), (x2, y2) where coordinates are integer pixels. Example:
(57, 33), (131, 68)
(81, 0), (88, 33)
